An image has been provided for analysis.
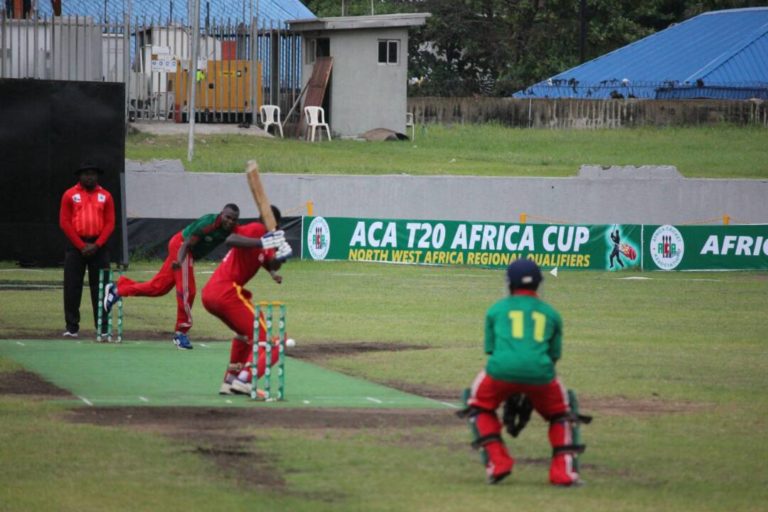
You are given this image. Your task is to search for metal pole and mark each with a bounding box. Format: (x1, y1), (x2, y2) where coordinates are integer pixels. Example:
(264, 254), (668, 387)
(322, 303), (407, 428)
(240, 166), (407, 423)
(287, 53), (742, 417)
(124, 0), (131, 124)
(1, 12), (6, 78)
(250, 15), (256, 123)
(187, 0), (200, 161)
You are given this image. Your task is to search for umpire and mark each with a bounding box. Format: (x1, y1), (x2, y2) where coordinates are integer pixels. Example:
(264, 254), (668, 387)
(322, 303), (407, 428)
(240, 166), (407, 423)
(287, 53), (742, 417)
(59, 161), (115, 337)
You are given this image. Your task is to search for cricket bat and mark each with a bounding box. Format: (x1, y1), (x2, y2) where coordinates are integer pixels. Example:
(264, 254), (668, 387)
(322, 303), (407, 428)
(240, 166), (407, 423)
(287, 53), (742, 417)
(245, 160), (277, 231)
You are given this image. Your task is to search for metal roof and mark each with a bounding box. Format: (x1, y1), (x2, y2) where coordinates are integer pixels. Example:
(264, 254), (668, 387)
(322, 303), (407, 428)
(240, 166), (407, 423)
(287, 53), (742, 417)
(289, 13), (430, 32)
(32, 0), (315, 24)
(514, 8), (768, 100)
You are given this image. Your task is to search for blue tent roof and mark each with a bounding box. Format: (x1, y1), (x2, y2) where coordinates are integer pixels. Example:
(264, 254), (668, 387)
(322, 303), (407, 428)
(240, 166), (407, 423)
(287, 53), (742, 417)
(34, 0), (315, 24)
(514, 8), (768, 100)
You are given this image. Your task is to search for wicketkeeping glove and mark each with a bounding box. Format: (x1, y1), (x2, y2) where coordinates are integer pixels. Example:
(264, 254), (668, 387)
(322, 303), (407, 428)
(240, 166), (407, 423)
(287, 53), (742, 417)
(276, 241), (293, 260)
(502, 393), (533, 438)
(260, 230), (285, 249)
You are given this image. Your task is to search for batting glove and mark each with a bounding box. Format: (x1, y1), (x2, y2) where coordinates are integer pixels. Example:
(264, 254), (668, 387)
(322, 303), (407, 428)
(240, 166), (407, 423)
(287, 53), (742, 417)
(261, 230), (285, 249)
(276, 241), (293, 260)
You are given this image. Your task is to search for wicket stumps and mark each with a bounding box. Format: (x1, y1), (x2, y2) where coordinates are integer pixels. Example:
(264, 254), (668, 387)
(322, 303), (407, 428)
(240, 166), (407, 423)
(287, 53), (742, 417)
(251, 301), (286, 401)
(96, 268), (123, 343)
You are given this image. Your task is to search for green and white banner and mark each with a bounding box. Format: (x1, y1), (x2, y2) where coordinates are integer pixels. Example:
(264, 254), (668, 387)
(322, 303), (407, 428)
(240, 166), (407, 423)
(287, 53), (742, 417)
(302, 217), (768, 271)
(644, 224), (768, 270)
(302, 217), (642, 271)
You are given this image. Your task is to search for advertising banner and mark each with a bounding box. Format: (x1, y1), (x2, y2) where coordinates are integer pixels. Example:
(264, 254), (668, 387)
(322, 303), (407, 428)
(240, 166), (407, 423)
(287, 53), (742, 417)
(303, 217), (643, 271)
(644, 224), (768, 270)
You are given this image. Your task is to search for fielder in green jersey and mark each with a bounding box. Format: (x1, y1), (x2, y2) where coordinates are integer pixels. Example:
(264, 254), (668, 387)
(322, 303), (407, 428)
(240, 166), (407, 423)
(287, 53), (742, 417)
(459, 259), (582, 486)
(484, 290), (563, 385)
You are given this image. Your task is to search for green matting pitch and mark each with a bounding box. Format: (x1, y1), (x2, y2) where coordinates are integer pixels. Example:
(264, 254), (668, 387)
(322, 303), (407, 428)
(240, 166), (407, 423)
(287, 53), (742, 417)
(0, 340), (456, 410)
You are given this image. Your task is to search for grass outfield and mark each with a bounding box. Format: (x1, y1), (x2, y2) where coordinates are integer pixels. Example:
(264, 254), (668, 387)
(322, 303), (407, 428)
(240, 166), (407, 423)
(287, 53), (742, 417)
(126, 124), (768, 178)
(1, 260), (767, 511)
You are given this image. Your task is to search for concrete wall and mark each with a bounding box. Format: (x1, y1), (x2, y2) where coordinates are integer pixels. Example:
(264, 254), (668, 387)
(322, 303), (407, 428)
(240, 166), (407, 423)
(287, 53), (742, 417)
(125, 163), (768, 225)
(303, 28), (409, 137)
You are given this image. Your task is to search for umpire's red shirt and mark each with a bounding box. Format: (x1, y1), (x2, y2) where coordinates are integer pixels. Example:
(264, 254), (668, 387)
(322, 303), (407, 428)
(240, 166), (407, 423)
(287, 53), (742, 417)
(59, 183), (115, 250)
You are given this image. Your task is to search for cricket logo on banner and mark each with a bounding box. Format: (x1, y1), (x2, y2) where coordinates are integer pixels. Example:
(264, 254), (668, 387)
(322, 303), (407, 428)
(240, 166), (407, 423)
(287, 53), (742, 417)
(605, 225), (639, 271)
(307, 216), (331, 260)
(650, 225), (685, 270)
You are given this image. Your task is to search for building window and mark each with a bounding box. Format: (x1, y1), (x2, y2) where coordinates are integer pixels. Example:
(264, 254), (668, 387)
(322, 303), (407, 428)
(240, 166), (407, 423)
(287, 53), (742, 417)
(306, 39), (316, 64)
(306, 38), (330, 64)
(378, 40), (399, 65)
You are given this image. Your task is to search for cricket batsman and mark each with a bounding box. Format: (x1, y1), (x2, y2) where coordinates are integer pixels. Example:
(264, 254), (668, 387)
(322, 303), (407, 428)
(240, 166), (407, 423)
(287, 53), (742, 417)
(458, 259), (586, 486)
(201, 205), (293, 395)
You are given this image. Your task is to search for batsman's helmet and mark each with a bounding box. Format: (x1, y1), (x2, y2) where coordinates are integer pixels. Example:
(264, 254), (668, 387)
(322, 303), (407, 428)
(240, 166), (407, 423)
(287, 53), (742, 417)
(506, 259), (542, 290)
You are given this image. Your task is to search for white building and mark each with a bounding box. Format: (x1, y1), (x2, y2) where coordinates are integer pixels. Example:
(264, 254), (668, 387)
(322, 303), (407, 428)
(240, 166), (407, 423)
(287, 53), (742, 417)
(288, 13), (429, 138)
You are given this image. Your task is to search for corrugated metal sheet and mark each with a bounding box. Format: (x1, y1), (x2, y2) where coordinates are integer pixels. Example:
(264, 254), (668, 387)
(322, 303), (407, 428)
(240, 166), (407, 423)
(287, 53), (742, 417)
(31, 0), (315, 24)
(515, 7), (768, 100)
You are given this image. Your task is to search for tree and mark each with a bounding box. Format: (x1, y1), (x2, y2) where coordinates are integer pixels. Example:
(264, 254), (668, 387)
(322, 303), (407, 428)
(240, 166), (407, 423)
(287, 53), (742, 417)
(301, 0), (765, 96)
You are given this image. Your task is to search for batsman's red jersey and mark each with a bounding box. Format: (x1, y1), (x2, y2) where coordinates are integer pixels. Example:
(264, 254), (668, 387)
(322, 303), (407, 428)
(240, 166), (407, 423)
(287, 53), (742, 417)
(202, 221), (278, 383)
(207, 222), (276, 287)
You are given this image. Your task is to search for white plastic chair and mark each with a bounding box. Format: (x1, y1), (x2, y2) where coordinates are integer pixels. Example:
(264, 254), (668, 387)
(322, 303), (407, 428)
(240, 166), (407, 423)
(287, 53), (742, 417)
(260, 105), (284, 138)
(406, 112), (415, 140)
(304, 106), (332, 142)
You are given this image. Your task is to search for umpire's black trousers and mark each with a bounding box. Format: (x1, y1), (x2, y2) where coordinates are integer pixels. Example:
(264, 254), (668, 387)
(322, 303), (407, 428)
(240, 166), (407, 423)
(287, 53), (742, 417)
(63, 239), (110, 335)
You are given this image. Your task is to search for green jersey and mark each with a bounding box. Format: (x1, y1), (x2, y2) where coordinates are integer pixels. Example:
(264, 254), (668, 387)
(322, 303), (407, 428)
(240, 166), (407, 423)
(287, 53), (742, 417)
(484, 292), (563, 384)
(181, 213), (236, 259)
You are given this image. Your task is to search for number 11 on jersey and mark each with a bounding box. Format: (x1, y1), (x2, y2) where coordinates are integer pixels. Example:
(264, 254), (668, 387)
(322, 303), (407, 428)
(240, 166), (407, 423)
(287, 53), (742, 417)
(508, 310), (547, 342)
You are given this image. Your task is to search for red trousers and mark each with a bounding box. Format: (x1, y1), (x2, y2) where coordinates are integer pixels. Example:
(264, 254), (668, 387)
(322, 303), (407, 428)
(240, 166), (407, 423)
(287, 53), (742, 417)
(468, 370), (579, 485)
(201, 279), (279, 381)
(116, 232), (194, 334)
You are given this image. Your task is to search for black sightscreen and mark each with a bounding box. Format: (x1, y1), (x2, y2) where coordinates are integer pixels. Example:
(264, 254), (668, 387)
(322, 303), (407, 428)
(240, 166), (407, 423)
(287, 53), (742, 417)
(0, 79), (126, 266)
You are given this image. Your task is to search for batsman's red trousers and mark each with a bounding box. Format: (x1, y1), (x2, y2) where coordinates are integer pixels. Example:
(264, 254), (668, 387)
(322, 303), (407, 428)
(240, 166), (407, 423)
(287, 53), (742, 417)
(201, 280), (278, 380)
(468, 371), (580, 485)
(116, 232), (194, 333)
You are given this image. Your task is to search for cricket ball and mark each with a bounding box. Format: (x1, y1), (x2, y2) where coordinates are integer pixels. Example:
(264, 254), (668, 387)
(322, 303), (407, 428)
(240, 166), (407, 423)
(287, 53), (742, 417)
(286, 338), (296, 348)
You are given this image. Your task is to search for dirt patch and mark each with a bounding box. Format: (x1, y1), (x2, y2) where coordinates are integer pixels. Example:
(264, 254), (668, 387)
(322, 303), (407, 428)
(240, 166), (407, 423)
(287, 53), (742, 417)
(65, 405), (454, 492)
(0, 370), (72, 397)
(290, 341), (429, 361)
(582, 395), (709, 416)
(67, 406), (455, 430)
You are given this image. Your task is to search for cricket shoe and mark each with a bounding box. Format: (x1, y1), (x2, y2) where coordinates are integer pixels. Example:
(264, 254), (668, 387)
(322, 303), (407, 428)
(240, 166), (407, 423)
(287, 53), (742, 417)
(487, 470), (511, 485)
(485, 457), (513, 485)
(552, 478), (585, 488)
(230, 379), (267, 398)
(63, 331), (78, 338)
(219, 382), (235, 395)
(103, 283), (120, 313)
(173, 332), (193, 350)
